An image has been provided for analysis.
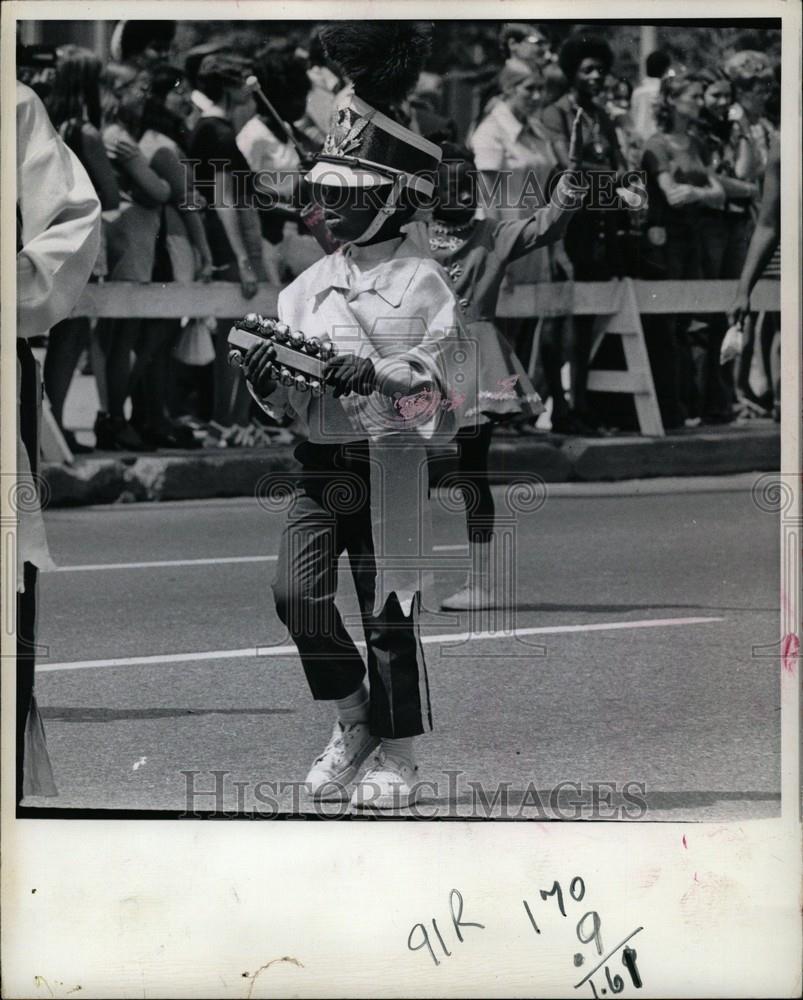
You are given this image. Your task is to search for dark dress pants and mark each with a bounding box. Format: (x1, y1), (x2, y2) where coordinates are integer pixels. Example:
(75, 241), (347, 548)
(272, 441), (432, 739)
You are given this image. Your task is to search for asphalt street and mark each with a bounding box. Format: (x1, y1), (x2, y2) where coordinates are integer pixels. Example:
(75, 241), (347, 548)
(25, 474), (780, 820)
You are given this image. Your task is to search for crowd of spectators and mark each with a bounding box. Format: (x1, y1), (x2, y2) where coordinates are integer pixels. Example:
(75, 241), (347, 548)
(18, 20), (782, 451)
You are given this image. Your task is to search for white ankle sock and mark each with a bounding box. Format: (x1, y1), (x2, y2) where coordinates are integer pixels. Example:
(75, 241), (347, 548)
(335, 681), (369, 725)
(380, 737), (415, 766)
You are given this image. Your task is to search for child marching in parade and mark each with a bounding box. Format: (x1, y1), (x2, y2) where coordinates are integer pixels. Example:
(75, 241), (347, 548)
(429, 125), (588, 610)
(241, 23), (471, 810)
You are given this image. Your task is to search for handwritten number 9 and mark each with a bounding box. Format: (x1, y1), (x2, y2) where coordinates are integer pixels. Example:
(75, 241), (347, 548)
(408, 924), (439, 967)
(576, 910), (604, 956)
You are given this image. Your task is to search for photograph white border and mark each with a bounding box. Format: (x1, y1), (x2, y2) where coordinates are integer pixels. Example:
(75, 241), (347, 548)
(2, 2), (800, 996)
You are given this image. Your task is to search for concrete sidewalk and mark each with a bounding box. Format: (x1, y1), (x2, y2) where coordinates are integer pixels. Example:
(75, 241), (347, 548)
(44, 420), (780, 507)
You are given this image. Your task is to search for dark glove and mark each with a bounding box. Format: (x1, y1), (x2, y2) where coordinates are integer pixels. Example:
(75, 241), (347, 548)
(323, 353), (377, 398)
(244, 340), (278, 396)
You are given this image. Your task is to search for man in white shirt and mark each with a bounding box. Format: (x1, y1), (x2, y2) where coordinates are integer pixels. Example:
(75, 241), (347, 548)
(630, 50), (671, 144)
(236, 49), (324, 281)
(16, 82), (101, 803)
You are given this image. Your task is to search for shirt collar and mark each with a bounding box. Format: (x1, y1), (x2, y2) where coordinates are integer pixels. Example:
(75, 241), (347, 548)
(199, 100), (227, 119)
(313, 233), (423, 308)
(491, 100), (526, 143)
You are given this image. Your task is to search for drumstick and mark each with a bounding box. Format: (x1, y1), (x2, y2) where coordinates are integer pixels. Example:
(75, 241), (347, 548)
(245, 75), (306, 160)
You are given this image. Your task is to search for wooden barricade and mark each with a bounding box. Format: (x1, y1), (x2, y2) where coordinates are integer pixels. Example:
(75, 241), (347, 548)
(60, 277), (780, 453)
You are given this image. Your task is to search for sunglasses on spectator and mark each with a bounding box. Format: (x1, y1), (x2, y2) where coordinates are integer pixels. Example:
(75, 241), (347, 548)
(523, 35), (548, 46)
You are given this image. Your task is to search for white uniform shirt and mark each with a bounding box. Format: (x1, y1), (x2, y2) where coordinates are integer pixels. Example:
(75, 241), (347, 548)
(251, 222), (474, 615)
(256, 224), (471, 445)
(16, 83), (101, 590)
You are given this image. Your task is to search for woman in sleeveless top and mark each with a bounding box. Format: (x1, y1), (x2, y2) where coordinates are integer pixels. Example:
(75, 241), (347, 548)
(44, 45), (119, 454)
(130, 65), (212, 448)
(94, 62), (172, 451)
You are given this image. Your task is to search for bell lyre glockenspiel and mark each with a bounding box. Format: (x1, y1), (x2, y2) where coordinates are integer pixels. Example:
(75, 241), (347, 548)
(227, 313), (337, 396)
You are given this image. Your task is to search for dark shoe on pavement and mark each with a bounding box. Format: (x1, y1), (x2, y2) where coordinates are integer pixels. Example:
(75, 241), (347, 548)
(112, 418), (150, 452)
(93, 411), (116, 450)
(550, 410), (600, 436)
(136, 422), (201, 449)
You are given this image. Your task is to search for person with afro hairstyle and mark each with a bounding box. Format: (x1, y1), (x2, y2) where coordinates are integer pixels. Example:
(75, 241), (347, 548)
(540, 32), (631, 432)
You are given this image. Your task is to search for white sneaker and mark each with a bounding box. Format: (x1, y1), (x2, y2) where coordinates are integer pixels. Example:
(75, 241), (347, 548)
(305, 721), (379, 799)
(350, 752), (420, 811)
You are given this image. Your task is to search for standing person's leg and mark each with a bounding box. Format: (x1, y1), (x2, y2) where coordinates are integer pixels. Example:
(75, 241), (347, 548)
(759, 311), (778, 409)
(539, 316), (572, 430)
(699, 214), (734, 421)
(676, 220), (708, 422)
(441, 423), (496, 610)
(640, 231), (684, 429)
(17, 563), (37, 805)
(90, 321), (109, 413)
(128, 319), (195, 445)
(570, 313), (594, 420)
(564, 212), (606, 426)
(17, 564), (56, 804)
(103, 316), (148, 450)
(272, 444), (378, 797)
(345, 482), (432, 809)
(664, 224), (699, 424)
(16, 337), (56, 803)
(43, 318), (89, 434)
(718, 214), (750, 411)
(213, 319), (241, 427)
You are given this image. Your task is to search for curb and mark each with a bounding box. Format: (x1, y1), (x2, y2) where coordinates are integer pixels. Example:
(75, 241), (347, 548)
(42, 425), (781, 508)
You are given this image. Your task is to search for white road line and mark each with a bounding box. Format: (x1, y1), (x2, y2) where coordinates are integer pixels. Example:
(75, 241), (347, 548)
(49, 555), (278, 572)
(37, 616), (724, 673)
(46, 543), (468, 573)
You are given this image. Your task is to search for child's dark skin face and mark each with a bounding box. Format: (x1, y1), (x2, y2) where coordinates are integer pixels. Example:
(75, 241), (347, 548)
(311, 181), (404, 244)
(433, 159), (476, 225)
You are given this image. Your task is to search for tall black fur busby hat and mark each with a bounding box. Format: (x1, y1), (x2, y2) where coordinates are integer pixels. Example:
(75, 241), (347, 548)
(110, 20), (176, 65)
(305, 21), (441, 201)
